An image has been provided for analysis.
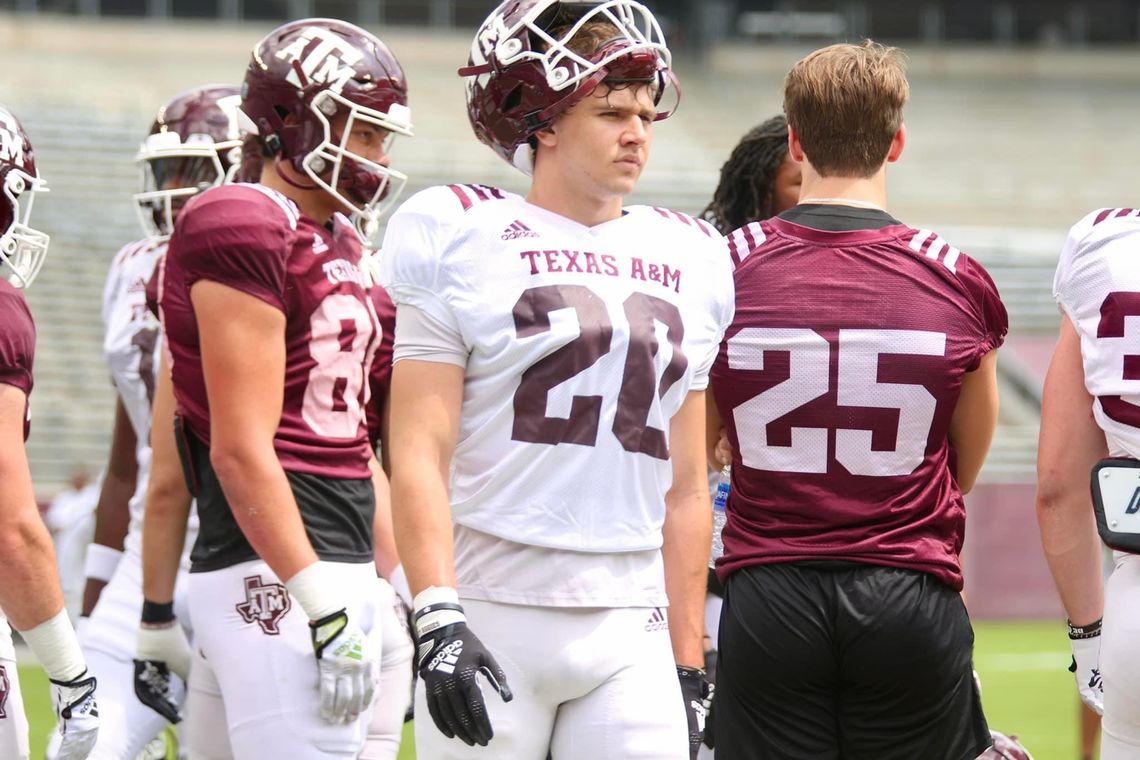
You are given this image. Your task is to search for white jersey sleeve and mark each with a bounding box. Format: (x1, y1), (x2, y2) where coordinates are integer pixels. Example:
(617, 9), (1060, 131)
(1054, 207), (1140, 458)
(102, 238), (199, 561)
(378, 188), (466, 341)
(380, 186), (733, 556)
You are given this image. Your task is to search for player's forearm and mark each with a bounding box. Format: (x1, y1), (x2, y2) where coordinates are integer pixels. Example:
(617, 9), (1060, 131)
(211, 443), (318, 582)
(91, 398), (139, 551)
(662, 486), (711, 669)
(140, 476), (192, 604)
(0, 513), (68, 630)
(390, 466), (457, 597)
(369, 456), (400, 578)
(1037, 490), (1104, 626)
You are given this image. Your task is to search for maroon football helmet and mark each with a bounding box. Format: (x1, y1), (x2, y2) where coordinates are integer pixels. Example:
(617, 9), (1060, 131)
(0, 104), (49, 289)
(241, 18), (413, 226)
(460, 0), (678, 174)
(978, 730), (1034, 760)
(135, 84), (246, 239)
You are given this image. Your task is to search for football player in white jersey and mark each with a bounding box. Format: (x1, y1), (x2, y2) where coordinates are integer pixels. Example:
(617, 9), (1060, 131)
(0, 102), (100, 760)
(58, 84), (245, 760)
(1038, 206), (1140, 758)
(379, 2), (732, 758)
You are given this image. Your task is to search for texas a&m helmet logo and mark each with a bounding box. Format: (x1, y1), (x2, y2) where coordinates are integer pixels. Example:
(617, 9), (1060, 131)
(0, 664), (10, 718)
(274, 26), (363, 93)
(0, 111), (25, 168)
(236, 574), (292, 635)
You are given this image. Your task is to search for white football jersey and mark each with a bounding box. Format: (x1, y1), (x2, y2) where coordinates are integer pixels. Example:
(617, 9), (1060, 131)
(1055, 207), (1140, 458)
(380, 184), (734, 554)
(102, 238), (196, 559)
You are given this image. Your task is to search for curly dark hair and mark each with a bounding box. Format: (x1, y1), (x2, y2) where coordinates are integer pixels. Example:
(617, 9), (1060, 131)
(700, 115), (790, 234)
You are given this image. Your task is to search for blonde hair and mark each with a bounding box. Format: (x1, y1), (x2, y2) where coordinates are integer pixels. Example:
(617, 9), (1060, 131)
(783, 41), (909, 178)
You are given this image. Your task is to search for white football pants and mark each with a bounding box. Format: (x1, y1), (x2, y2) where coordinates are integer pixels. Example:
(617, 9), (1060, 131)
(184, 559), (411, 760)
(414, 600), (688, 760)
(1101, 552), (1140, 758)
(0, 614), (30, 760)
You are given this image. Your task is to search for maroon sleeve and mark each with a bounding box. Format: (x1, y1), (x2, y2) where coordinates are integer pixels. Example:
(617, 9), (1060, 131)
(170, 186), (293, 313)
(959, 256), (1009, 369)
(366, 283), (396, 448)
(0, 284), (35, 395)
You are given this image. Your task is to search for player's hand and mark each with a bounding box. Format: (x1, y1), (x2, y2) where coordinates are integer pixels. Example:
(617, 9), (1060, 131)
(414, 592), (512, 747)
(134, 608), (192, 723)
(714, 427), (732, 467)
(51, 670), (99, 759)
(678, 665), (713, 759)
(310, 609), (378, 725)
(1068, 618), (1103, 715)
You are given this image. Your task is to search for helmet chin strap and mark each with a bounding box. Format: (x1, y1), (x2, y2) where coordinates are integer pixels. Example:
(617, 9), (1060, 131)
(274, 158), (321, 192)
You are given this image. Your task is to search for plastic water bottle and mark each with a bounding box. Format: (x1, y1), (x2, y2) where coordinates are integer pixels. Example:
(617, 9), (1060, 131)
(710, 465), (730, 566)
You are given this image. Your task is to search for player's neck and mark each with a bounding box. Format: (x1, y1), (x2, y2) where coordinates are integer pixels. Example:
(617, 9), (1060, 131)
(798, 170), (887, 212)
(526, 171), (624, 228)
(259, 161), (339, 225)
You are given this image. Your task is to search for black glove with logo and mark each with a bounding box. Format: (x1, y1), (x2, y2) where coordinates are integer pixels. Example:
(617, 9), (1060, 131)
(678, 665), (713, 759)
(413, 588), (513, 747)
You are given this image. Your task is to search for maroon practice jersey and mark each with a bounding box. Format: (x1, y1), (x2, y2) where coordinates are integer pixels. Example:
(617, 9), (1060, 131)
(159, 184), (381, 480)
(0, 280), (35, 440)
(365, 281), (395, 449)
(711, 205), (1007, 590)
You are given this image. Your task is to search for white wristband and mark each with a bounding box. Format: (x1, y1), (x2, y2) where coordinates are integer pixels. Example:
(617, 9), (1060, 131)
(388, 564), (412, 609)
(83, 543), (123, 583)
(284, 562), (345, 621)
(18, 609), (86, 682)
(412, 585), (466, 640)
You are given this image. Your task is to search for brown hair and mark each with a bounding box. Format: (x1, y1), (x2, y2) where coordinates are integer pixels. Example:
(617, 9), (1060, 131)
(783, 41), (909, 178)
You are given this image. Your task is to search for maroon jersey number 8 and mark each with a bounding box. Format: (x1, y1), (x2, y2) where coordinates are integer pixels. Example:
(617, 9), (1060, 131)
(511, 284), (687, 460)
(1096, 291), (1140, 427)
(727, 327), (947, 476)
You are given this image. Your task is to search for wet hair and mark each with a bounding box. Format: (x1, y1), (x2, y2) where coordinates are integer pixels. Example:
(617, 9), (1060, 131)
(701, 115), (789, 234)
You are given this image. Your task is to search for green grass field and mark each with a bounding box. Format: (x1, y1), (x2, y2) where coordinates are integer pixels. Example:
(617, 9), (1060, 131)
(19, 620), (1082, 759)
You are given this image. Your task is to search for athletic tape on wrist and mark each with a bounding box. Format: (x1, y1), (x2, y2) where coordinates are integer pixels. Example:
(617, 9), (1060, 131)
(412, 586), (465, 639)
(83, 543), (123, 583)
(388, 564), (413, 609)
(284, 562), (345, 621)
(18, 609), (86, 682)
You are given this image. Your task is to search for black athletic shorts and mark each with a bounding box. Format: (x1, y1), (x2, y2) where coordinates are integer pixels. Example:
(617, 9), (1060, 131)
(714, 562), (990, 760)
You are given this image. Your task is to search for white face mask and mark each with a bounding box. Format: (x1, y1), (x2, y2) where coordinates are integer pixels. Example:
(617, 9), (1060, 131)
(0, 168), (49, 289)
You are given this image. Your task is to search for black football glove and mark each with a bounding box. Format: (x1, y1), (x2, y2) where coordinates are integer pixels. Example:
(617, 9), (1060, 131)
(678, 665), (713, 759)
(414, 597), (512, 747)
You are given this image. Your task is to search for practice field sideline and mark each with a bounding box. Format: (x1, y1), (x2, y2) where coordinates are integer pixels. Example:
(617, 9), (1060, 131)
(19, 620), (1076, 760)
